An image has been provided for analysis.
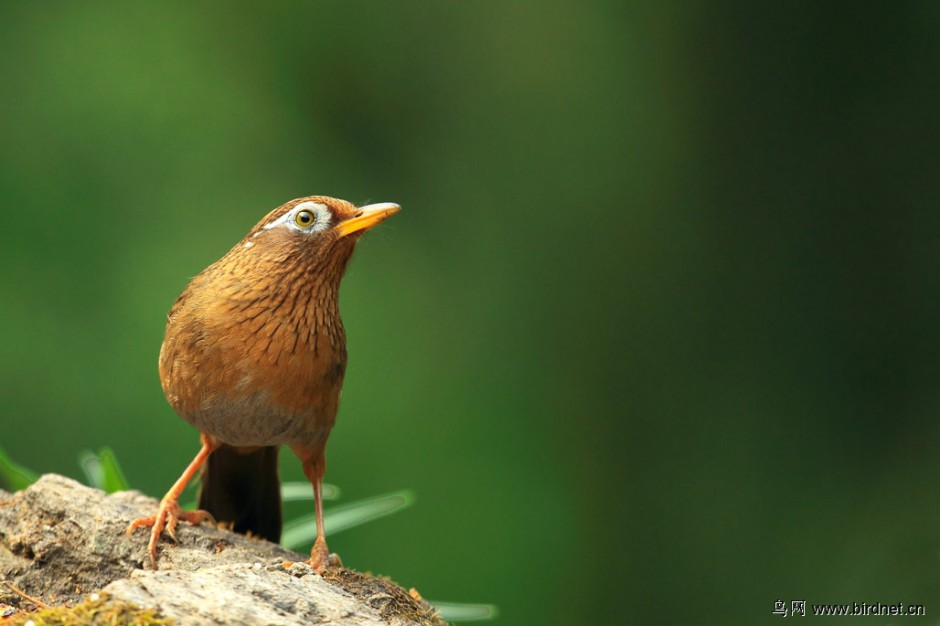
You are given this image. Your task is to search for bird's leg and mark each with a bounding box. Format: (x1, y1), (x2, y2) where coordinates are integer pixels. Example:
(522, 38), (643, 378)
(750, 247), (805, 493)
(293, 443), (342, 573)
(126, 434), (217, 568)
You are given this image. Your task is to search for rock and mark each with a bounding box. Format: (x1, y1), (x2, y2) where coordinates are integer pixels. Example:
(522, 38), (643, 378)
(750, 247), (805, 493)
(0, 475), (445, 625)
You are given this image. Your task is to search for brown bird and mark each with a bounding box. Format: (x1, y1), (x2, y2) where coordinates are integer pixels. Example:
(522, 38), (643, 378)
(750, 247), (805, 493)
(127, 195), (400, 572)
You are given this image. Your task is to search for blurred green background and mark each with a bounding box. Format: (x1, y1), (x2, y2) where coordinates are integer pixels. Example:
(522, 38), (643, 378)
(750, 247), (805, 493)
(2, 2), (940, 624)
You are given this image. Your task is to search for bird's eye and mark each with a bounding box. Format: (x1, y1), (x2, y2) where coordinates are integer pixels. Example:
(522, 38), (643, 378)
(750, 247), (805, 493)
(295, 210), (315, 228)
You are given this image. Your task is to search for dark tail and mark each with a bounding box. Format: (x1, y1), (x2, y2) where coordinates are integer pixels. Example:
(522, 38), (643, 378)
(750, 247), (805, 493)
(198, 444), (282, 543)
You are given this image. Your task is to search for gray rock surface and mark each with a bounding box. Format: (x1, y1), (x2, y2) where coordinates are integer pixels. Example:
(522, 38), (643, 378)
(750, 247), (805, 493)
(0, 475), (443, 625)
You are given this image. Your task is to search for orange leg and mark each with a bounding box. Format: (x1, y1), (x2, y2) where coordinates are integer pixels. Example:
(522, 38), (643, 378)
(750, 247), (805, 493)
(126, 435), (217, 568)
(293, 443), (341, 573)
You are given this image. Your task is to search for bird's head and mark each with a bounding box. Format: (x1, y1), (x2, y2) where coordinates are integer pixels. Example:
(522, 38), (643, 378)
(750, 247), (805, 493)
(232, 196), (400, 276)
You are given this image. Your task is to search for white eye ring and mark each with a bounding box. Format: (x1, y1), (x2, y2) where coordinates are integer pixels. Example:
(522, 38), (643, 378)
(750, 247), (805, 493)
(263, 201), (331, 234)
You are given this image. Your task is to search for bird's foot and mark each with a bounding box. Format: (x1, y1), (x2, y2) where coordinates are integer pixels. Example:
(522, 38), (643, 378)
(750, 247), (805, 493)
(308, 539), (342, 574)
(126, 497), (214, 569)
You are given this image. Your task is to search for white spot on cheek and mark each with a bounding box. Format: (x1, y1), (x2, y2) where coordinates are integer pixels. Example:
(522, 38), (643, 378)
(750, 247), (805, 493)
(244, 240), (254, 248)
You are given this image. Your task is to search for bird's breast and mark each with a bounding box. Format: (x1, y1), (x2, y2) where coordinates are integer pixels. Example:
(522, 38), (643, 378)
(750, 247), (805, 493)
(159, 280), (347, 447)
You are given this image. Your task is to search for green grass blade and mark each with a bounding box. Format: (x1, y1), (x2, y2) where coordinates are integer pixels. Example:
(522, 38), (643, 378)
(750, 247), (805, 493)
(281, 481), (340, 502)
(79, 449), (105, 490)
(97, 447), (130, 492)
(281, 489), (414, 550)
(79, 448), (130, 493)
(433, 602), (499, 622)
(0, 445), (39, 491)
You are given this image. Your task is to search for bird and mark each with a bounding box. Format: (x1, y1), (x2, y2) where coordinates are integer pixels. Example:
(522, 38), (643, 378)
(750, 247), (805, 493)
(127, 195), (400, 572)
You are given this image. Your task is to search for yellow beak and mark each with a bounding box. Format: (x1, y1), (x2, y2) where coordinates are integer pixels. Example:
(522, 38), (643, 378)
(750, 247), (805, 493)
(334, 202), (401, 238)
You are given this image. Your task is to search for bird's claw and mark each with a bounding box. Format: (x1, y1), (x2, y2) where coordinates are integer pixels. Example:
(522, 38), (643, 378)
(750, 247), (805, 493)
(308, 538), (342, 574)
(126, 498), (214, 568)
